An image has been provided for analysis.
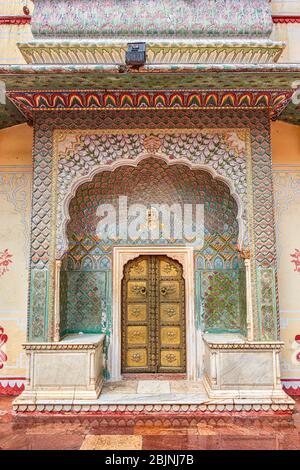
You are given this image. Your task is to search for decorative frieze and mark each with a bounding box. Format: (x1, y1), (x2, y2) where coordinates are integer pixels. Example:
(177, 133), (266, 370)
(7, 90), (293, 122)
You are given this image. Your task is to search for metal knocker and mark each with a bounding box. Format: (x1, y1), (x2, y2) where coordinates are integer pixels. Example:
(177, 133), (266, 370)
(132, 285), (147, 296)
(160, 285), (175, 296)
(161, 286), (168, 296)
(139, 286), (147, 296)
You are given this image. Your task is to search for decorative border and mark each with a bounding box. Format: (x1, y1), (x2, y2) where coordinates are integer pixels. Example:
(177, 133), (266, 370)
(0, 378), (26, 396)
(13, 401), (295, 414)
(204, 341), (284, 350)
(0, 16), (31, 25)
(111, 246), (195, 381)
(272, 15), (300, 24)
(6, 90), (293, 122)
(282, 380), (300, 396)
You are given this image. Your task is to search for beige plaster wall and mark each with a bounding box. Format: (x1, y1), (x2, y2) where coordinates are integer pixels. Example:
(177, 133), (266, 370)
(0, 124), (32, 390)
(271, 1), (300, 63)
(271, 120), (300, 392)
(0, 0), (34, 64)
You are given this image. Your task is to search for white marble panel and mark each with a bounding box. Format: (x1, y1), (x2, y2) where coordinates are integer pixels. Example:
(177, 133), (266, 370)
(137, 380), (170, 394)
(34, 352), (88, 387)
(220, 352), (273, 387)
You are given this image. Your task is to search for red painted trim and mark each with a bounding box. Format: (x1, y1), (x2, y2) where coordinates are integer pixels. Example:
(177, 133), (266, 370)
(0, 377), (26, 380)
(272, 15), (300, 24)
(283, 386), (300, 397)
(0, 16), (31, 25)
(0, 382), (25, 397)
(282, 379), (300, 382)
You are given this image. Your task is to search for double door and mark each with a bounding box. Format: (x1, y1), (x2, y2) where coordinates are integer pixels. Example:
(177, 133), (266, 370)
(121, 255), (186, 373)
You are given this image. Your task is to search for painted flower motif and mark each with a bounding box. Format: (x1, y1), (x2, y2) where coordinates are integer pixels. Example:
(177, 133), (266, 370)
(0, 327), (8, 369)
(0, 249), (13, 277)
(292, 335), (300, 364)
(291, 249), (300, 273)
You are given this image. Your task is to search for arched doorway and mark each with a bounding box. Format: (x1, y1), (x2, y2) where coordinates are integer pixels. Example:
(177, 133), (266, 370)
(121, 255), (186, 374)
(61, 157), (243, 381)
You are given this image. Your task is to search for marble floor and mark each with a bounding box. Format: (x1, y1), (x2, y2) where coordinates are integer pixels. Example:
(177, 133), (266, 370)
(98, 380), (208, 404)
(0, 395), (299, 450)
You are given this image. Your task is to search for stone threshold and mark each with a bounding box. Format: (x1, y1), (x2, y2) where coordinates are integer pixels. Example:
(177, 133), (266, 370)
(122, 374), (187, 381)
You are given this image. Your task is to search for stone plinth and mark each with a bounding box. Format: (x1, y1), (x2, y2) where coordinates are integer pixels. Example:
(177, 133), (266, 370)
(13, 334), (105, 406)
(203, 333), (295, 406)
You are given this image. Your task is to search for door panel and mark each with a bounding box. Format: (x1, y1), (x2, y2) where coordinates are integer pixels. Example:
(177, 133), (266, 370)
(157, 257), (185, 373)
(122, 256), (151, 372)
(121, 255), (186, 374)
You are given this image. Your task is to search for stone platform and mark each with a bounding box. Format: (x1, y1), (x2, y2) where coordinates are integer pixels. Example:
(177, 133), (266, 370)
(13, 379), (295, 415)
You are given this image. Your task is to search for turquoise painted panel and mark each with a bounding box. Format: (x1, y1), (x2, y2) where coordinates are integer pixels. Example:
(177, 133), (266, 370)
(60, 270), (111, 335)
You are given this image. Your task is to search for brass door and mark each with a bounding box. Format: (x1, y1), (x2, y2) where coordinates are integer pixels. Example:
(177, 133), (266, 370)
(121, 255), (186, 373)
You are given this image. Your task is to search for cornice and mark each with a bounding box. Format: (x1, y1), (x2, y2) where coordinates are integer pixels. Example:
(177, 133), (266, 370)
(23, 340), (105, 351)
(204, 340), (284, 350)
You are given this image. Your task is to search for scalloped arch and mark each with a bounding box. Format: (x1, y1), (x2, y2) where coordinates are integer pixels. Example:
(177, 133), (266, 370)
(58, 152), (246, 257)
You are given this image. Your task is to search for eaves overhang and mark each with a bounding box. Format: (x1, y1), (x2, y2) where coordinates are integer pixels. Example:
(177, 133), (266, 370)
(0, 63), (299, 129)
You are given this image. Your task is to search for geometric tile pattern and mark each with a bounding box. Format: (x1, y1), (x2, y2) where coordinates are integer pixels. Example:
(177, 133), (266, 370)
(31, 126), (53, 269)
(59, 271), (111, 335)
(200, 270), (245, 332)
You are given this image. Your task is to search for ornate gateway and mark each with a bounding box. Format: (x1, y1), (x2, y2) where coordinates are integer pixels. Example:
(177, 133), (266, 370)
(121, 256), (186, 373)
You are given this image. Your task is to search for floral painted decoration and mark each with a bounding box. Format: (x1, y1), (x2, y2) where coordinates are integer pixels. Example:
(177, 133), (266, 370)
(0, 327), (8, 369)
(291, 249), (300, 273)
(0, 249), (13, 277)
